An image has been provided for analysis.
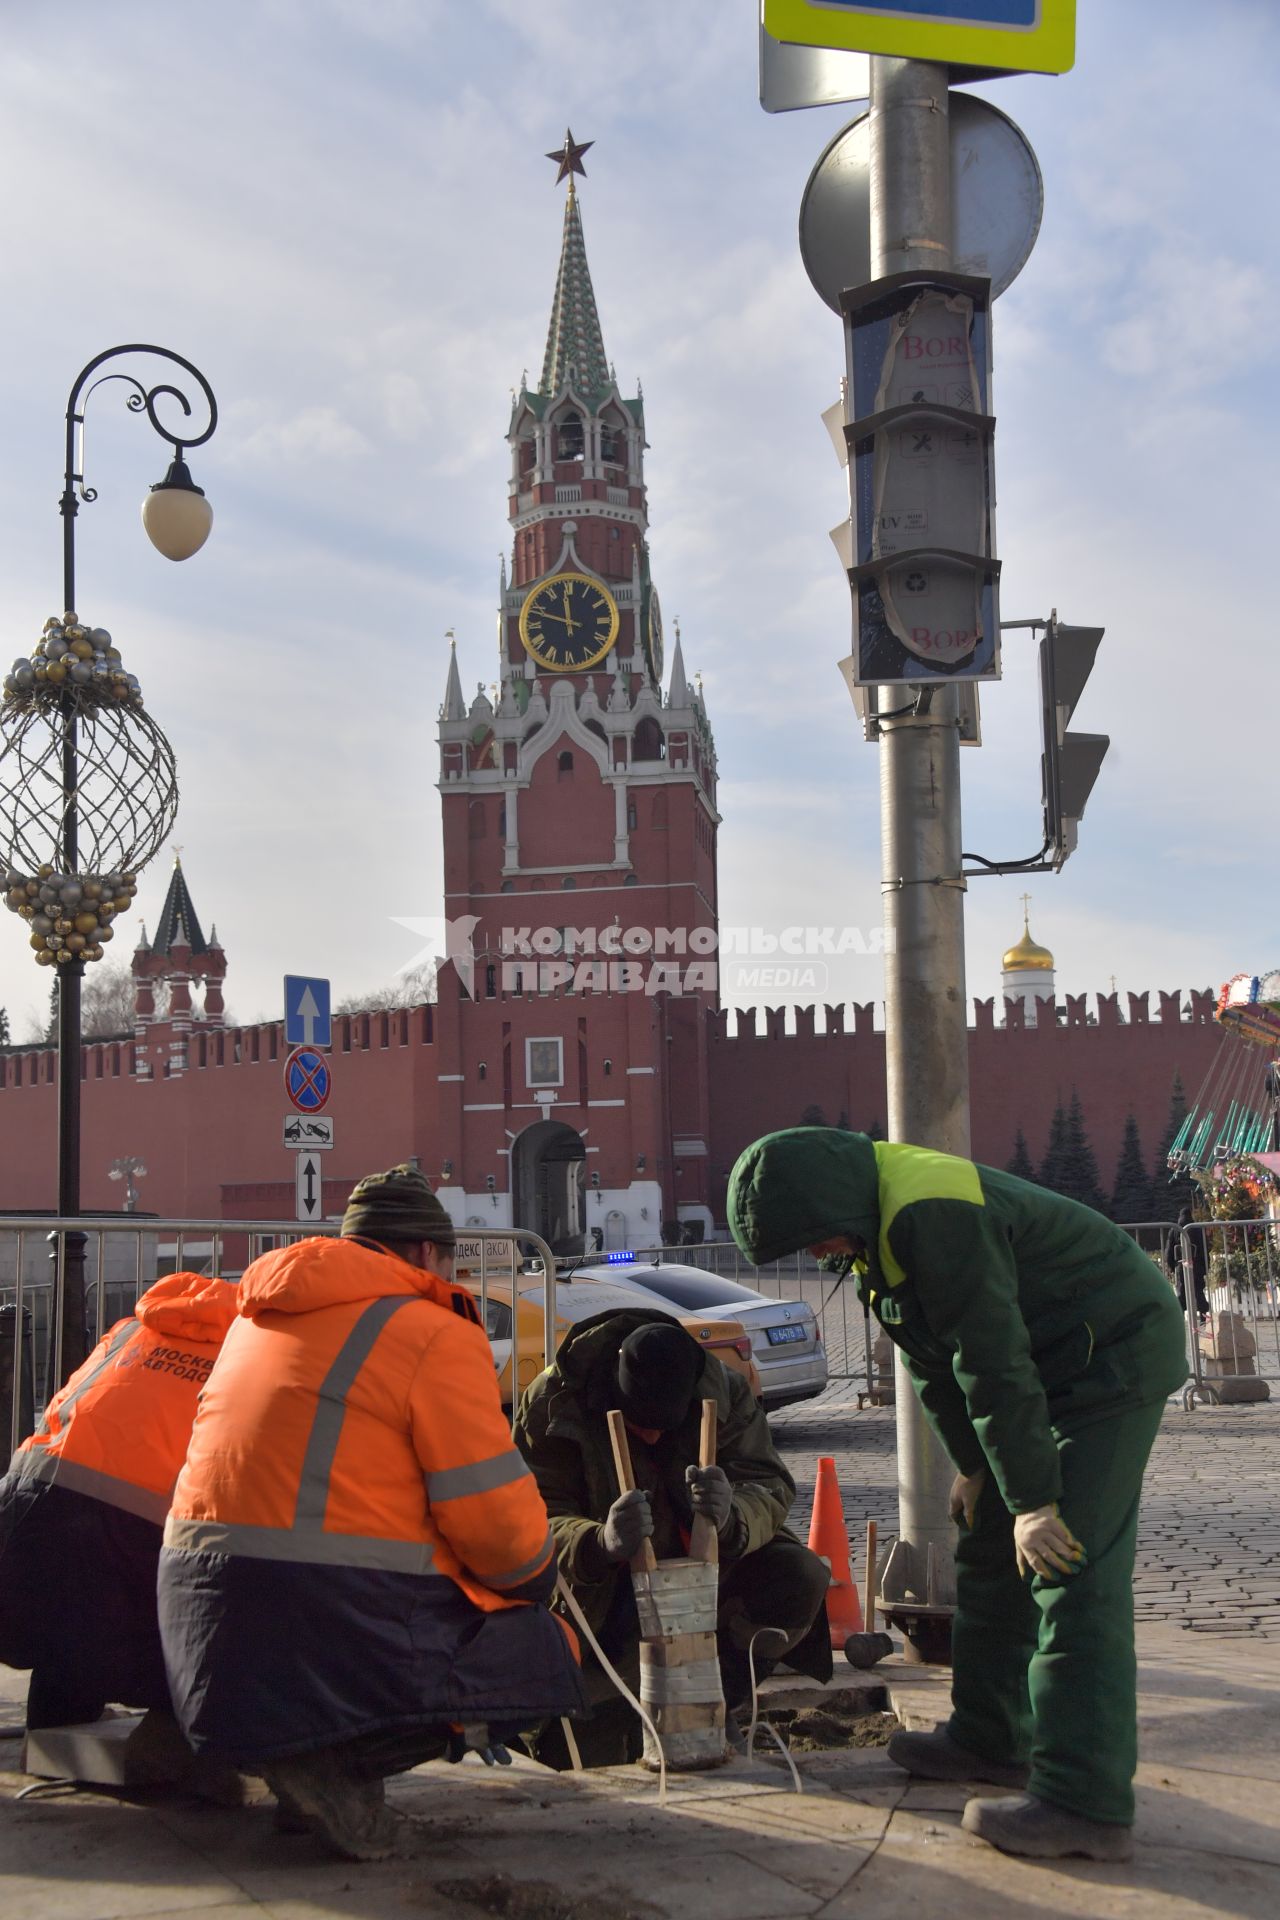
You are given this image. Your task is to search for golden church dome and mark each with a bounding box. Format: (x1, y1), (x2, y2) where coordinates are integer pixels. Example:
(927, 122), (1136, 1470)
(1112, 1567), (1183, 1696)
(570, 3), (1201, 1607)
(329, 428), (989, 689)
(1002, 909), (1054, 973)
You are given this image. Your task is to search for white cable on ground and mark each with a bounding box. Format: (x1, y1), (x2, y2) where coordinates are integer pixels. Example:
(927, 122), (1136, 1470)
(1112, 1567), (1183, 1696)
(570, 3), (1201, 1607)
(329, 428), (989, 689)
(555, 1573), (667, 1805)
(559, 1715), (584, 1772)
(744, 1627), (803, 1795)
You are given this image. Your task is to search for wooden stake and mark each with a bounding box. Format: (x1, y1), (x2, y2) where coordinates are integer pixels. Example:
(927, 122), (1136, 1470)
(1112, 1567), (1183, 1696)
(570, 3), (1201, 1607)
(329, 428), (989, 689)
(690, 1397), (719, 1566)
(864, 1518), (877, 1633)
(606, 1408), (657, 1574)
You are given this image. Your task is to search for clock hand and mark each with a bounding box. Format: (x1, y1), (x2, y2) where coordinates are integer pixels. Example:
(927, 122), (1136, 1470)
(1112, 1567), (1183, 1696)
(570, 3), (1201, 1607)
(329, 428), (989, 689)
(534, 609), (571, 628)
(562, 586), (577, 635)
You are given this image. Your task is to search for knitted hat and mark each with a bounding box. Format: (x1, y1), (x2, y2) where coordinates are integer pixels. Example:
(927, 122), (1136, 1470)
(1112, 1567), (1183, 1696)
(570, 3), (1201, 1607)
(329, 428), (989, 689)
(341, 1163), (456, 1248)
(614, 1322), (701, 1431)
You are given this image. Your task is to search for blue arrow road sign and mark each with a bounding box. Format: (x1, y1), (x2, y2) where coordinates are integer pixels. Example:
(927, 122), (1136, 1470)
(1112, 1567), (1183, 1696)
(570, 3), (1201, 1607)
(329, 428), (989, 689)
(285, 1047), (332, 1114)
(284, 975), (331, 1048)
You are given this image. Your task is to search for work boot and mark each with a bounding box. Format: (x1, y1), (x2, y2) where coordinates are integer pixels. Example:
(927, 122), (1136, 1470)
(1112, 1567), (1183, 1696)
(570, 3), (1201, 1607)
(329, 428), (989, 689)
(962, 1791), (1134, 1862)
(125, 1709), (245, 1804)
(262, 1751), (398, 1861)
(887, 1725), (1029, 1789)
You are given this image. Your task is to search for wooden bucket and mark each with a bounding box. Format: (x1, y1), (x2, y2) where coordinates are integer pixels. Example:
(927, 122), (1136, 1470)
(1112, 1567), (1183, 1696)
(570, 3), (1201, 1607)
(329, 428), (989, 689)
(608, 1403), (728, 1773)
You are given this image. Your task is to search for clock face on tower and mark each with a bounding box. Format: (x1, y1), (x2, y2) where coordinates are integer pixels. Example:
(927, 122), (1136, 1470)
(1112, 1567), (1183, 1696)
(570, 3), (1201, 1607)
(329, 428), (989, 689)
(519, 571), (620, 672)
(644, 586), (665, 686)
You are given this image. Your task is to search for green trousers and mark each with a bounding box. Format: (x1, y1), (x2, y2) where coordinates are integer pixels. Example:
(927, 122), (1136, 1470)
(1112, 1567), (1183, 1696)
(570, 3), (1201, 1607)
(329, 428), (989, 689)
(948, 1396), (1168, 1826)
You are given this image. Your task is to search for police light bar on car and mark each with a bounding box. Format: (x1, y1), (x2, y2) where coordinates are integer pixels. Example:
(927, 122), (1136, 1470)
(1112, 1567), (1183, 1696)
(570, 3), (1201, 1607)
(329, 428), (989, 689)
(606, 1251), (636, 1265)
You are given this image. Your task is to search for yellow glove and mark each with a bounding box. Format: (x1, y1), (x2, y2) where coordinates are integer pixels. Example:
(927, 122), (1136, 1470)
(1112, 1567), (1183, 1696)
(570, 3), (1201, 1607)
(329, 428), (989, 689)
(948, 1468), (986, 1530)
(1013, 1504), (1086, 1580)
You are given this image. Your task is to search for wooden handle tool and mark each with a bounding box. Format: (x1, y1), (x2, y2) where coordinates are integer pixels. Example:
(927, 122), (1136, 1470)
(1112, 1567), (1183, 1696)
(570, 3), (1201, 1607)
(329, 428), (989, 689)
(690, 1397), (719, 1566)
(606, 1408), (658, 1574)
(864, 1518), (877, 1633)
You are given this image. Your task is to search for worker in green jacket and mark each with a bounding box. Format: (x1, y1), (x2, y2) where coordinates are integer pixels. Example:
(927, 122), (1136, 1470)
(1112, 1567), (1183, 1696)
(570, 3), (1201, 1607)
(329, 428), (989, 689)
(514, 1308), (831, 1767)
(727, 1128), (1187, 1862)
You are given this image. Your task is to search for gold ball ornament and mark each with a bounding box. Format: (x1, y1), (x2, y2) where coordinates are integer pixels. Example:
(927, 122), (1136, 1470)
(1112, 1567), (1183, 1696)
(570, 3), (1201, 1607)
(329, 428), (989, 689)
(55, 917), (74, 936)
(70, 638), (95, 661)
(74, 912), (99, 935)
(35, 949), (54, 967)
(38, 864), (52, 878)
(45, 663), (67, 685)
(29, 932), (47, 951)
(56, 948), (72, 965)
(113, 893), (132, 911)
(88, 944), (103, 962)
(98, 924), (114, 943)
(65, 933), (86, 954)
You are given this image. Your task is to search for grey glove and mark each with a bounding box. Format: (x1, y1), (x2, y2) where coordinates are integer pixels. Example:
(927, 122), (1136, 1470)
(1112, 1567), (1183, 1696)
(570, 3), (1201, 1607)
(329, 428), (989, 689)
(686, 1464), (734, 1535)
(600, 1487), (653, 1563)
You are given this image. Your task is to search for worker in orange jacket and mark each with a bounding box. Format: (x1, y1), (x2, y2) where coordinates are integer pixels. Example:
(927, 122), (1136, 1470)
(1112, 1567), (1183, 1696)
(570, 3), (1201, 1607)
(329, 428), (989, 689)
(158, 1164), (584, 1862)
(0, 1271), (238, 1732)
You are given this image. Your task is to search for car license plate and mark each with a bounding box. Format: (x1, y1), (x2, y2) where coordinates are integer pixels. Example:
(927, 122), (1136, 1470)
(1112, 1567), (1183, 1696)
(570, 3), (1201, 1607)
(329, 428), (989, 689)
(766, 1323), (807, 1345)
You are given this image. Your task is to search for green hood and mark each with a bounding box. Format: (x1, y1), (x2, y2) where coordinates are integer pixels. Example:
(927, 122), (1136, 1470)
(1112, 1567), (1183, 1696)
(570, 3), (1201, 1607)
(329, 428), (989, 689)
(728, 1127), (881, 1264)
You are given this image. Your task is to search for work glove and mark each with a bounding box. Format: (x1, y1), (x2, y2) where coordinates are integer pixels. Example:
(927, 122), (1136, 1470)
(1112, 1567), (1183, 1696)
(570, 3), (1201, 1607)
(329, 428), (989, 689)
(600, 1487), (654, 1563)
(1013, 1504), (1087, 1581)
(948, 1467), (986, 1531)
(686, 1463), (734, 1535)
(445, 1723), (512, 1767)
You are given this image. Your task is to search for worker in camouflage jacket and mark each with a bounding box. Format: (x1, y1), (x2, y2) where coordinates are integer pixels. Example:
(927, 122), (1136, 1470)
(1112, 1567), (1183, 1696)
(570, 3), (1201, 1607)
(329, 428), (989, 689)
(514, 1308), (831, 1767)
(728, 1128), (1187, 1864)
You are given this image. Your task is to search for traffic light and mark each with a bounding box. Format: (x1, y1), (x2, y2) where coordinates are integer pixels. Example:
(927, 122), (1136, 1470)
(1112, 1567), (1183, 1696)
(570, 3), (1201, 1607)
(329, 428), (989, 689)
(841, 271), (1001, 686)
(1039, 619), (1109, 868)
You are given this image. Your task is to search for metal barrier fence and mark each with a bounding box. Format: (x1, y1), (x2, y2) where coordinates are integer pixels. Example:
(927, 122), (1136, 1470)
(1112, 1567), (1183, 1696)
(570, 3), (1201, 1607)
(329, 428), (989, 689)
(1, 1218), (558, 1464)
(592, 1219), (1280, 1411)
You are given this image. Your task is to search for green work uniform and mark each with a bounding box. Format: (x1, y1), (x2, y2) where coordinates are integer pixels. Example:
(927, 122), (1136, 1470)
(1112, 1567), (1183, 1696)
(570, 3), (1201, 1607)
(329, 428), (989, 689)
(514, 1308), (832, 1766)
(728, 1128), (1188, 1826)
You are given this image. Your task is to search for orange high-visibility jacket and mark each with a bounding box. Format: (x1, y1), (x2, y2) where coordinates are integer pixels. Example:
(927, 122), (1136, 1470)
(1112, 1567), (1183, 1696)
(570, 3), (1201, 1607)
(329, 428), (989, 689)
(11, 1272), (239, 1524)
(165, 1236), (554, 1610)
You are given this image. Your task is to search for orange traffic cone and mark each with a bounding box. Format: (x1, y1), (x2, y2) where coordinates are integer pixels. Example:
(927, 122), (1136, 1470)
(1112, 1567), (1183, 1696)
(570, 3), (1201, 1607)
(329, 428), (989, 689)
(808, 1456), (863, 1645)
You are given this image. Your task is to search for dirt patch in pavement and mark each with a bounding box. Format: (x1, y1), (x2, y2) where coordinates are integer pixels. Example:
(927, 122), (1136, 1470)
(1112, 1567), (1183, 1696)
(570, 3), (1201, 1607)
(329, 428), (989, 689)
(759, 1688), (899, 1752)
(433, 1874), (655, 1920)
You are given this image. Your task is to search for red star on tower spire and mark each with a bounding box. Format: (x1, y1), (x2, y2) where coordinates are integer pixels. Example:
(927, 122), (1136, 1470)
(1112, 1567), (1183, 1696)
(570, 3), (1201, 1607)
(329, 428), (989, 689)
(546, 128), (593, 188)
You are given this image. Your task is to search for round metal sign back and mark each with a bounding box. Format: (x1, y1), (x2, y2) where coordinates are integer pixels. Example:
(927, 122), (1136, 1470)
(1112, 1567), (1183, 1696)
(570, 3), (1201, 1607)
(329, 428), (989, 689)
(800, 93), (1044, 313)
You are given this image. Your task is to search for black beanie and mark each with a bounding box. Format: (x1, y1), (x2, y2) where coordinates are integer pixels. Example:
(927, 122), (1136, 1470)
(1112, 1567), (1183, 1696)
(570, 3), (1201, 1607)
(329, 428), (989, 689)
(341, 1163), (456, 1248)
(614, 1322), (701, 1431)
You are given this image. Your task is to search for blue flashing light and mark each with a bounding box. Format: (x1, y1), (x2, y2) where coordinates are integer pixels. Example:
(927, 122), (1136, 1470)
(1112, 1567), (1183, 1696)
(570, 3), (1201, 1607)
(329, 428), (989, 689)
(606, 1251), (636, 1266)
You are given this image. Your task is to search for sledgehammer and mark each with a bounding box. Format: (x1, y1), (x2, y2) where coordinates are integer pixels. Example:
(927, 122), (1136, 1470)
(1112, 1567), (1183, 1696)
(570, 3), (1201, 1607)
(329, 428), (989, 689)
(844, 1519), (893, 1669)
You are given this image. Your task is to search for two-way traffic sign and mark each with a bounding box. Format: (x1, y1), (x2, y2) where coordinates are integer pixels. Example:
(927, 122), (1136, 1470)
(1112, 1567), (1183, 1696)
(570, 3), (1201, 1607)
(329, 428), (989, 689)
(284, 975), (332, 1048)
(296, 1151), (324, 1224)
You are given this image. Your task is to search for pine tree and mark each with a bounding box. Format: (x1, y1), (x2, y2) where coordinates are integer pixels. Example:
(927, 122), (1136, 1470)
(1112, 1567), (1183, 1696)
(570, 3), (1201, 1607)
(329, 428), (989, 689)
(1057, 1089), (1109, 1214)
(0, 1005), (10, 1048)
(1150, 1069), (1196, 1220)
(799, 1104), (827, 1127)
(1006, 1125), (1034, 1181)
(1038, 1101), (1068, 1190)
(1110, 1113), (1152, 1223)
(865, 1116), (885, 1142)
(835, 1110), (852, 1131)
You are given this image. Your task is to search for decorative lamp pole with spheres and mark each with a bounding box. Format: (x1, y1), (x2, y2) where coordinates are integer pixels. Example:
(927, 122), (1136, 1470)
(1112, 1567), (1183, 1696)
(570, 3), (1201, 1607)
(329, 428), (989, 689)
(0, 346), (217, 1379)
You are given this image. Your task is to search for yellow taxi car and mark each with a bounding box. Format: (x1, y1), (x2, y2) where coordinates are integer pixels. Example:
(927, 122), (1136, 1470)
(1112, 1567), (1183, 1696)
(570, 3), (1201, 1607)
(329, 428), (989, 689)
(468, 1271), (762, 1407)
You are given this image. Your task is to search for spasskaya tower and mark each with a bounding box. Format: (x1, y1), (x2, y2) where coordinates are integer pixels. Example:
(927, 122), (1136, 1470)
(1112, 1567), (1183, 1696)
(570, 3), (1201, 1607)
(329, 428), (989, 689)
(434, 133), (720, 1256)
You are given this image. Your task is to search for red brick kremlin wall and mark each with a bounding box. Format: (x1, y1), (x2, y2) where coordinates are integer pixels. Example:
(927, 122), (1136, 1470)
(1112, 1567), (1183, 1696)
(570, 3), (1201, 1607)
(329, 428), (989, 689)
(0, 988), (1223, 1227)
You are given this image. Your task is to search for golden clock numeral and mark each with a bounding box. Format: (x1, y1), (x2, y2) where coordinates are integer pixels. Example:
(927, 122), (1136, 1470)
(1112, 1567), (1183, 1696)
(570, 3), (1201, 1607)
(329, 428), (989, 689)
(545, 645), (559, 663)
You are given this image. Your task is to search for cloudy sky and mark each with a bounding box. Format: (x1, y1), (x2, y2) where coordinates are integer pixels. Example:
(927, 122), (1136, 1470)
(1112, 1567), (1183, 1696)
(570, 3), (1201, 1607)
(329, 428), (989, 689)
(0, 0), (1274, 1039)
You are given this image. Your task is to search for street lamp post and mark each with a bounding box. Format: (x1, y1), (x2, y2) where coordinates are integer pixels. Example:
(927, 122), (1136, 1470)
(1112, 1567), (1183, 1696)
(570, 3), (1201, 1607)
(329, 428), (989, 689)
(1, 346), (216, 1380)
(108, 1156), (148, 1214)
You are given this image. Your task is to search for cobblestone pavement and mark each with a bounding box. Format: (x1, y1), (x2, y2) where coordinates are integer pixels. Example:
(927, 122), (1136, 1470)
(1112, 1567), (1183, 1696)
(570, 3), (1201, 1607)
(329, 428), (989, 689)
(771, 1388), (1280, 1640)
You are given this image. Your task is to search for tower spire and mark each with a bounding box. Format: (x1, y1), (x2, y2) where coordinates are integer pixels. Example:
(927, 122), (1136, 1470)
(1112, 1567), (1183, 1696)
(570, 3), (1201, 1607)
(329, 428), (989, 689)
(442, 630), (465, 721)
(540, 130), (609, 399)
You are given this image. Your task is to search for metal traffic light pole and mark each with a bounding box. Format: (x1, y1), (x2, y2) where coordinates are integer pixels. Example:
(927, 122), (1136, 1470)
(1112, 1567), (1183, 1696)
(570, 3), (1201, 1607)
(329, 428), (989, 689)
(869, 55), (967, 1642)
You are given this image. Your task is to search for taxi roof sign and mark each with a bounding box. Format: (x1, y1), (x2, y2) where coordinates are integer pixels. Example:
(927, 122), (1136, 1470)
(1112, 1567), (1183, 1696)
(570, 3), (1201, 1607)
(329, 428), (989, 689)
(763, 1), (1075, 75)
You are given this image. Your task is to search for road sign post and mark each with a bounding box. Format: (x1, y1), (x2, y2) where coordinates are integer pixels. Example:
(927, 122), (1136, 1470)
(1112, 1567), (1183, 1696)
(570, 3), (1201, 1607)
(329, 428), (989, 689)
(866, 53), (967, 1645)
